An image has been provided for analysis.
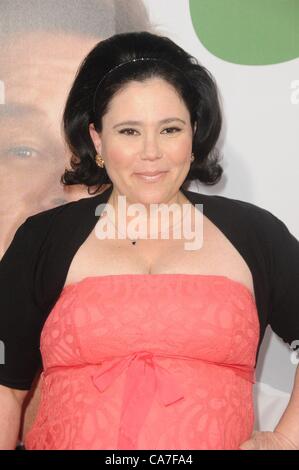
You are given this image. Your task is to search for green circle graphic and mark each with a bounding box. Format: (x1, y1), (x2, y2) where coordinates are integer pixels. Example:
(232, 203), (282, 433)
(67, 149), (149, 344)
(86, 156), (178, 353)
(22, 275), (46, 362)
(189, 0), (299, 65)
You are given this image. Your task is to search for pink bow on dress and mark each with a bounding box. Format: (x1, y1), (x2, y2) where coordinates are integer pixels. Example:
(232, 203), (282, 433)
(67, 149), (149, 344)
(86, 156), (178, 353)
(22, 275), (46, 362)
(92, 351), (185, 449)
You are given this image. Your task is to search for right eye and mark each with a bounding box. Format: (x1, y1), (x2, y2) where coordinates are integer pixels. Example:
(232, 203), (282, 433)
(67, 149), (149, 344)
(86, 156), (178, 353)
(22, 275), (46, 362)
(118, 128), (139, 136)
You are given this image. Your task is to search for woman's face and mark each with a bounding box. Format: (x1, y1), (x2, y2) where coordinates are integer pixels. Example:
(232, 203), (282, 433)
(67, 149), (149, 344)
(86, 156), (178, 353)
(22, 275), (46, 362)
(89, 77), (196, 206)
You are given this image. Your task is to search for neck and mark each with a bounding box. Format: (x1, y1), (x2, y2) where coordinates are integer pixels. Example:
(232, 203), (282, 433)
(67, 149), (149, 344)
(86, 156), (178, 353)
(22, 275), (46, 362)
(107, 187), (187, 236)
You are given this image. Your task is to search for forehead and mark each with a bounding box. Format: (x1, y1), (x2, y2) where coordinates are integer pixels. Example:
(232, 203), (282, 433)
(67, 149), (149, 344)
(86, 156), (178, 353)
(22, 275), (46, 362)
(106, 77), (187, 114)
(0, 31), (100, 118)
(0, 31), (99, 73)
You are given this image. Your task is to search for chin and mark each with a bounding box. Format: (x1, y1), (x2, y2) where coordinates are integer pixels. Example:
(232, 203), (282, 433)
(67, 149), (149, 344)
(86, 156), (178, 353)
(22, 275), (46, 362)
(137, 193), (170, 205)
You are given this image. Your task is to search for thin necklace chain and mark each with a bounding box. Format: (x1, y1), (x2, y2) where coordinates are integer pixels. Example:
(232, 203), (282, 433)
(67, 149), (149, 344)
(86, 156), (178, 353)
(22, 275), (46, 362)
(100, 195), (187, 244)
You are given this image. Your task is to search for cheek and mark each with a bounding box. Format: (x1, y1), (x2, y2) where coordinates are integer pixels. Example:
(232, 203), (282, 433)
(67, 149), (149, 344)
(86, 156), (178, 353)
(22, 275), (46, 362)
(104, 146), (134, 169)
(170, 141), (192, 164)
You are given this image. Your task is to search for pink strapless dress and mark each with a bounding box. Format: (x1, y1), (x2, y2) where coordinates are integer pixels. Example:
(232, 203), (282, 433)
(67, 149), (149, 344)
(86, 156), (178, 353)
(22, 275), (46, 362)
(24, 274), (259, 450)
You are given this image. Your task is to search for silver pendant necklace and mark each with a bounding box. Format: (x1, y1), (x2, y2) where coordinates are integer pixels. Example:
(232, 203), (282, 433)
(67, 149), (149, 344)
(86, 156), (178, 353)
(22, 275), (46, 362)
(99, 208), (185, 246)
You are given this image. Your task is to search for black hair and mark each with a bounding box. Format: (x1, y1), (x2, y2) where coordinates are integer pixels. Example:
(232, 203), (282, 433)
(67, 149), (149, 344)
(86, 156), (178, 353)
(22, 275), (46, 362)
(0, 0), (152, 38)
(61, 31), (223, 195)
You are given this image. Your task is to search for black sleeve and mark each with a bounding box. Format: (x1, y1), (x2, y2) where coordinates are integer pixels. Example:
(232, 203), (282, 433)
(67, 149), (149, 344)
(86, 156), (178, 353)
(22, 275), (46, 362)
(268, 214), (299, 348)
(0, 219), (44, 390)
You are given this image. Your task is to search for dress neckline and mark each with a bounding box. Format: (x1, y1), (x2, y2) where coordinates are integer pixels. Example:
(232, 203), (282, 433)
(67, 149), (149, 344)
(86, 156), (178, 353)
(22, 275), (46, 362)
(62, 272), (256, 305)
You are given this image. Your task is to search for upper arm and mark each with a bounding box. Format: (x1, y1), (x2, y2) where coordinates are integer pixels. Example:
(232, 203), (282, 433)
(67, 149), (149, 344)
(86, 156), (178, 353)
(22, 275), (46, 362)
(0, 219), (44, 391)
(267, 215), (299, 347)
(0, 383), (28, 405)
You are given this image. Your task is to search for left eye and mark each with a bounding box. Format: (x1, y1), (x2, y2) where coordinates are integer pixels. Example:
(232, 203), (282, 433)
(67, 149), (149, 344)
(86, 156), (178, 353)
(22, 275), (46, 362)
(162, 127), (181, 134)
(5, 146), (40, 159)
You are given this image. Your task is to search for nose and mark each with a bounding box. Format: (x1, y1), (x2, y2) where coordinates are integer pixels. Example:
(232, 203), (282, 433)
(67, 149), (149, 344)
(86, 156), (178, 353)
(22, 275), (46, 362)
(141, 133), (162, 160)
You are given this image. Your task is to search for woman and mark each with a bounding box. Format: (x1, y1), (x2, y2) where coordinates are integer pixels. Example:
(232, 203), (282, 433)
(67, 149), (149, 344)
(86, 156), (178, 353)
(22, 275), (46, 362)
(0, 31), (298, 450)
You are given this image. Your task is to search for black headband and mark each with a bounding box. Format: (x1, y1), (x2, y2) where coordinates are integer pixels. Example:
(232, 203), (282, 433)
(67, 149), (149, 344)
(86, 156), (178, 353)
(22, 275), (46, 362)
(92, 57), (192, 115)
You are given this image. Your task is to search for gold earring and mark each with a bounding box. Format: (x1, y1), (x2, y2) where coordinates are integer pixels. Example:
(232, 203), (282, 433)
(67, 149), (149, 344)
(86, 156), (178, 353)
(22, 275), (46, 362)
(191, 152), (195, 162)
(95, 153), (105, 168)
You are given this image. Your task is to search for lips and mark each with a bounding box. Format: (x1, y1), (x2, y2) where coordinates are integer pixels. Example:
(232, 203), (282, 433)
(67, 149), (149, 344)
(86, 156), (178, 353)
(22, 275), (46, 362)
(134, 171), (168, 183)
(135, 171), (167, 176)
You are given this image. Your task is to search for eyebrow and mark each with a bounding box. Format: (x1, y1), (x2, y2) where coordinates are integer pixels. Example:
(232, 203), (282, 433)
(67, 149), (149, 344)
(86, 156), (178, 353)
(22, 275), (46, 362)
(112, 117), (186, 129)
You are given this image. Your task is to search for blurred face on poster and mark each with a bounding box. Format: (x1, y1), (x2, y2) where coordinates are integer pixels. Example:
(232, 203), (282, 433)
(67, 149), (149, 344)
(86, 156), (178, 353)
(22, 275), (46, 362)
(0, 31), (101, 253)
(0, 0), (152, 257)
